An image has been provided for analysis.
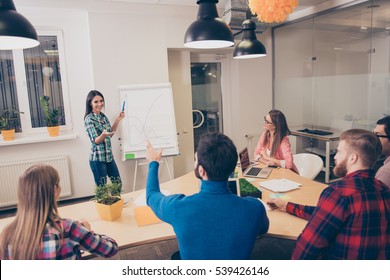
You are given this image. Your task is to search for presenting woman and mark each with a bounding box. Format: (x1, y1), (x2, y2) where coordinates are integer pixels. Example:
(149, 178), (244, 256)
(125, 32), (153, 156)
(254, 109), (298, 173)
(84, 90), (124, 187)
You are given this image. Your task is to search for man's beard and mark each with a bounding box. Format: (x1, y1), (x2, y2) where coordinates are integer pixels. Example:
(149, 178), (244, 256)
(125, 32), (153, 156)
(333, 158), (348, 177)
(194, 164), (202, 180)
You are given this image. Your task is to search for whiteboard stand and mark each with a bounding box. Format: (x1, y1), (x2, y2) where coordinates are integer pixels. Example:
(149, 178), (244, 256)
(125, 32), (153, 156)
(132, 158), (173, 192)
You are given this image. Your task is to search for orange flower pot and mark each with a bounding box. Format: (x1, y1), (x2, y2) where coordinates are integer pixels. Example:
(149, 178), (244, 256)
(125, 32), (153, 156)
(1, 129), (15, 141)
(47, 126), (60, 137)
(95, 198), (124, 221)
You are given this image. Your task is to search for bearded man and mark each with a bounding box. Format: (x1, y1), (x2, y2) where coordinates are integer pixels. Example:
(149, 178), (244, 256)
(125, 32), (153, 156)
(268, 129), (390, 259)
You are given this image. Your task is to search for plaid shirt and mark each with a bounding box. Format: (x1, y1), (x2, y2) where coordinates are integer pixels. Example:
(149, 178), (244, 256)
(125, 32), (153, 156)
(84, 112), (113, 162)
(5, 219), (118, 260)
(287, 169), (390, 260)
(41, 218), (118, 259)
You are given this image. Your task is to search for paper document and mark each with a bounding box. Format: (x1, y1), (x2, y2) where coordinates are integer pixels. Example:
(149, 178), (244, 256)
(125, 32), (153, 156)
(258, 179), (301, 193)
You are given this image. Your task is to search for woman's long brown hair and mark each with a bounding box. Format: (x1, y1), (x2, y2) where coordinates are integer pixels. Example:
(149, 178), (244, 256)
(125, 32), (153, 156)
(0, 164), (61, 259)
(262, 109), (291, 157)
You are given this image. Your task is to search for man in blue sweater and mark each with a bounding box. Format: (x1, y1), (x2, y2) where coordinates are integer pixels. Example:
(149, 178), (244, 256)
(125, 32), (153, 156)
(146, 132), (269, 260)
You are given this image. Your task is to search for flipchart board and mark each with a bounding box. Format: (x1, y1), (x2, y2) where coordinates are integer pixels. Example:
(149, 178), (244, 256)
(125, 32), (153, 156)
(118, 83), (179, 160)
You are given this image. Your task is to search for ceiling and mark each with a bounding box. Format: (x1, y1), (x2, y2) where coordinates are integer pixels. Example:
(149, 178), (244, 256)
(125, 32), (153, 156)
(45, 1), (390, 34)
(92, 0), (331, 12)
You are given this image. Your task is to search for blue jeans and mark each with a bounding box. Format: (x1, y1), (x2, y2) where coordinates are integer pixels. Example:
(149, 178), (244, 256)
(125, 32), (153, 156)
(89, 160), (122, 188)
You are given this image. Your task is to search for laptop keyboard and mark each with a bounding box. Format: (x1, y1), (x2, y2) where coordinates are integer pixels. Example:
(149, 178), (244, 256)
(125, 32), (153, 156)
(246, 167), (262, 176)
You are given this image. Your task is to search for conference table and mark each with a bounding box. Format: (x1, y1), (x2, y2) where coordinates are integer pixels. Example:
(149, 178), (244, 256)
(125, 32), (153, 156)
(0, 164), (328, 258)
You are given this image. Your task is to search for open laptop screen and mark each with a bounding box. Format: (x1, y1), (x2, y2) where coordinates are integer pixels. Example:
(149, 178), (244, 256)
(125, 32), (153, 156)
(239, 147), (251, 173)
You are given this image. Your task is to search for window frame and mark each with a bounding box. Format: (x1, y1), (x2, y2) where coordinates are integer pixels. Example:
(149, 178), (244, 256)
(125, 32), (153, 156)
(8, 29), (73, 137)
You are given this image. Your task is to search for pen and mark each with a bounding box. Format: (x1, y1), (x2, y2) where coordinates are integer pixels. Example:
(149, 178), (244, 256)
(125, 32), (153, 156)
(122, 101), (126, 112)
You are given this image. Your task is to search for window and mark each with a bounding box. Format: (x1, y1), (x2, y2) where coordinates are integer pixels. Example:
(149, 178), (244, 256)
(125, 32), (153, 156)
(0, 30), (72, 136)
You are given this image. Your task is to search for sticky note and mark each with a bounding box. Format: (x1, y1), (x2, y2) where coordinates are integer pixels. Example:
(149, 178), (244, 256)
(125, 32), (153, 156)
(269, 193), (291, 201)
(134, 206), (162, 226)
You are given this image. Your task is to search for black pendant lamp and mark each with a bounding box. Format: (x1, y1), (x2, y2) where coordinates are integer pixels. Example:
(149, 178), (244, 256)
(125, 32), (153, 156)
(0, 0), (39, 50)
(184, 0), (234, 49)
(233, 14), (266, 59)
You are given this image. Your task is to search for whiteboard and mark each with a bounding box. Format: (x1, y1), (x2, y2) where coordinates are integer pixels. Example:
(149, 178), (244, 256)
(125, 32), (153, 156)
(118, 83), (179, 160)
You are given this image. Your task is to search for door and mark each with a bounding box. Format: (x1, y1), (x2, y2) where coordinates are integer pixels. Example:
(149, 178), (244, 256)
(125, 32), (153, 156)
(190, 54), (224, 152)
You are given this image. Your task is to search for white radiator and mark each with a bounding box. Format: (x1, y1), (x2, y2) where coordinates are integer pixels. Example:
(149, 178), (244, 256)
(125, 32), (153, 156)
(0, 155), (72, 208)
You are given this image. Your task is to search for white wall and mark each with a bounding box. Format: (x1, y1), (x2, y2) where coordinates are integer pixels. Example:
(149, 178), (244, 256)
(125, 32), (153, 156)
(228, 29), (273, 153)
(5, 0), (272, 201)
(167, 50), (195, 178)
(3, 4), (96, 199)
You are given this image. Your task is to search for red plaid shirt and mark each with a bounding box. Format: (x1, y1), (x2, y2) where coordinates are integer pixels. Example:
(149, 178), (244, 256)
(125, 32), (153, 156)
(287, 169), (390, 259)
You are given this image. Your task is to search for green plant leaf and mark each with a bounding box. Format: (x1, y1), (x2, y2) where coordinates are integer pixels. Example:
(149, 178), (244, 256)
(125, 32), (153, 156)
(39, 96), (62, 127)
(0, 107), (24, 130)
(94, 177), (122, 205)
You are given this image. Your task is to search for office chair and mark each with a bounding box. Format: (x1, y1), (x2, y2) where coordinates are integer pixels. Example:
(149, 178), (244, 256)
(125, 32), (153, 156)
(293, 153), (324, 180)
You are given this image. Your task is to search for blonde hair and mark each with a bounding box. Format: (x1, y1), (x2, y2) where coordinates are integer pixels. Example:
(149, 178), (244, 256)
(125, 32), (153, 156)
(340, 129), (382, 168)
(0, 164), (61, 259)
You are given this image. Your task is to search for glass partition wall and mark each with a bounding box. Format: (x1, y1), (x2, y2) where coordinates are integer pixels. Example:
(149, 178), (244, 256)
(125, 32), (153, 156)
(273, 0), (390, 182)
(273, 0), (390, 132)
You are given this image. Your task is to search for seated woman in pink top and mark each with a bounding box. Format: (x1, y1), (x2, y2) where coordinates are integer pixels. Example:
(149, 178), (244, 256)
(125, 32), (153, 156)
(254, 110), (298, 173)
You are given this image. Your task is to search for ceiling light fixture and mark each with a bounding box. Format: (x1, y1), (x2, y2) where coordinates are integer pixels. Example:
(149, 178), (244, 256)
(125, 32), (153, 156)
(0, 0), (39, 50)
(184, 0), (234, 49)
(233, 10), (266, 59)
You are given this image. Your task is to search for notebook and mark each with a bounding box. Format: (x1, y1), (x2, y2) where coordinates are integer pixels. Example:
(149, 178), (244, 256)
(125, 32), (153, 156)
(238, 147), (272, 179)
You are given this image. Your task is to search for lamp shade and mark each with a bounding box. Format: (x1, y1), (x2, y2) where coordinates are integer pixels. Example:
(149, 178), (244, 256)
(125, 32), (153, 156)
(233, 19), (266, 59)
(184, 0), (234, 49)
(0, 0), (39, 50)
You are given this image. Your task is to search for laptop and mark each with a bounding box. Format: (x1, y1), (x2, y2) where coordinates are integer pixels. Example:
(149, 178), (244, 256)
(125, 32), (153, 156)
(238, 147), (272, 179)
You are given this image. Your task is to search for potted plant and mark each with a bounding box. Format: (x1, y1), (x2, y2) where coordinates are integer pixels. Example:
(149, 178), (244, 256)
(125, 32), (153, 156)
(39, 96), (62, 137)
(94, 179), (124, 221)
(0, 107), (24, 141)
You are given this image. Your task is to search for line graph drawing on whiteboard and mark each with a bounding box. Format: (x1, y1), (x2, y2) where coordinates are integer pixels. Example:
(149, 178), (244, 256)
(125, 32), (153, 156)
(125, 92), (173, 151)
(119, 83), (179, 158)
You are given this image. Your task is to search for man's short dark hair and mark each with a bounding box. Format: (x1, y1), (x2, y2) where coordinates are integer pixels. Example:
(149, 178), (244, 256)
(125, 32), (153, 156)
(340, 129), (382, 168)
(196, 132), (238, 181)
(377, 116), (390, 137)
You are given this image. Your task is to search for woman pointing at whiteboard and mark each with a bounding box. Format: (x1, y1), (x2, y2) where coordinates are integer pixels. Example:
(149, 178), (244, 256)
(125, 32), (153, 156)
(84, 90), (125, 188)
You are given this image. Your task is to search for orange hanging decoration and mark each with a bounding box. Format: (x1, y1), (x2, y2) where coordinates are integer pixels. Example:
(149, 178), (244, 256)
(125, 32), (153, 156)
(248, 0), (298, 23)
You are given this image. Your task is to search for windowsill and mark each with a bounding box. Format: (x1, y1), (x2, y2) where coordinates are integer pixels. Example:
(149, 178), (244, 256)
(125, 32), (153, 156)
(0, 131), (77, 147)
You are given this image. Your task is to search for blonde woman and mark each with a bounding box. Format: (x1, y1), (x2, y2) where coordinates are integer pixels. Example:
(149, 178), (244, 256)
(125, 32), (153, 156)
(254, 109), (298, 173)
(0, 164), (118, 260)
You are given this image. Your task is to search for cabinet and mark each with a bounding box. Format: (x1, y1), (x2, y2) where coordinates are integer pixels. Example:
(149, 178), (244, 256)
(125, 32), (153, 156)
(291, 127), (341, 184)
